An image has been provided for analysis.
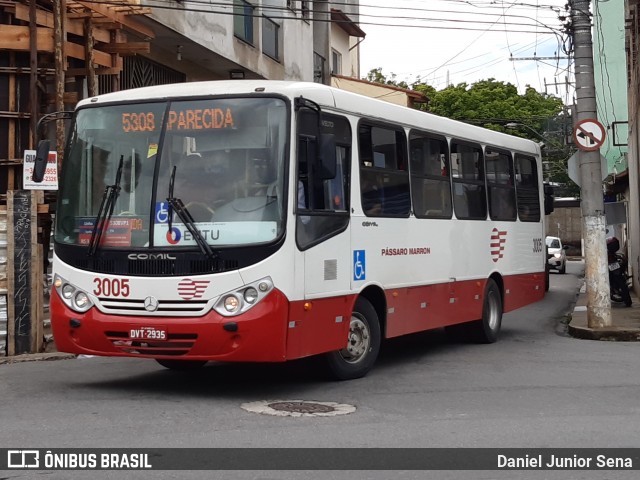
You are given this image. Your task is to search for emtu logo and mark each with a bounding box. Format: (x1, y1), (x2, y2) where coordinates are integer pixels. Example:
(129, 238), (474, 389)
(166, 227), (181, 245)
(490, 228), (507, 262)
(7, 450), (39, 468)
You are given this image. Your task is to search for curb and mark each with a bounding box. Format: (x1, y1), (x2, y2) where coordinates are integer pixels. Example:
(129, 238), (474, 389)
(0, 352), (76, 365)
(567, 323), (640, 341)
(567, 279), (640, 342)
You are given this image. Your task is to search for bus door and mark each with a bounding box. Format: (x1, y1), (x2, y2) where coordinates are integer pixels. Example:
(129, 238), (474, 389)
(289, 112), (352, 357)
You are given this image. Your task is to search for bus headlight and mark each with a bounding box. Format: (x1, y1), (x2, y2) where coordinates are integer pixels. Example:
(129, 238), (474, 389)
(213, 277), (274, 317)
(54, 274), (94, 313)
(61, 284), (75, 299)
(74, 292), (91, 311)
(223, 295), (240, 313)
(243, 287), (259, 304)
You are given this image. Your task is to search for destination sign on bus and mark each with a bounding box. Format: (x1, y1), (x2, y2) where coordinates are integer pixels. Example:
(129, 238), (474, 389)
(122, 107), (235, 133)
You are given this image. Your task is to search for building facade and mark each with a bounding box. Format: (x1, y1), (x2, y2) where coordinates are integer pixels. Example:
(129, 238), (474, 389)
(625, 0), (640, 295)
(0, 0), (365, 355)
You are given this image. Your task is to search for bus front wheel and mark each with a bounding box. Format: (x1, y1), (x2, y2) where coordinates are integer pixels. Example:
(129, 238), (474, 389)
(325, 297), (381, 380)
(156, 359), (208, 370)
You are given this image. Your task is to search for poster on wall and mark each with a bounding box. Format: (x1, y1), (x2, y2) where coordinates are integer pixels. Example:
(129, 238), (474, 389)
(22, 150), (58, 190)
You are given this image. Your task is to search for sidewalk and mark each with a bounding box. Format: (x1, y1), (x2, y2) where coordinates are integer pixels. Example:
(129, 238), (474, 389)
(568, 284), (640, 341)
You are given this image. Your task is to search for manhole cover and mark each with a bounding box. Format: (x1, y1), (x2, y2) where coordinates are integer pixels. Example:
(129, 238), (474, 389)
(241, 400), (356, 417)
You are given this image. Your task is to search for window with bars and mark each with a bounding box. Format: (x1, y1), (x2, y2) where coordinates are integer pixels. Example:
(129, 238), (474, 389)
(300, 0), (309, 19)
(313, 52), (325, 83)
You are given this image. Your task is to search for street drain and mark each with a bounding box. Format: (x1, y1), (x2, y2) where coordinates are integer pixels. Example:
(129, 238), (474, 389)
(241, 400), (356, 417)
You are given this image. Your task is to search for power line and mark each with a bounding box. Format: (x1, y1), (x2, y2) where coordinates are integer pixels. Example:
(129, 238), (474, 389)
(76, 0), (566, 34)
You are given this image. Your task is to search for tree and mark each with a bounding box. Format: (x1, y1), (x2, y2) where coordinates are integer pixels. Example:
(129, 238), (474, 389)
(364, 68), (409, 89)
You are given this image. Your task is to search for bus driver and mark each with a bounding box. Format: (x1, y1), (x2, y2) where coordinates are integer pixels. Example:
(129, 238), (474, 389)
(174, 150), (234, 220)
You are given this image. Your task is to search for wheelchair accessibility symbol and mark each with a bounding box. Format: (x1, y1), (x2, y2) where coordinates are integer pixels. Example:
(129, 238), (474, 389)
(353, 250), (366, 281)
(155, 202), (169, 224)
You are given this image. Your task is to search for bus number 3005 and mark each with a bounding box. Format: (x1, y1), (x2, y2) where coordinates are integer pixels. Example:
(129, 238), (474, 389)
(533, 238), (543, 253)
(93, 278), (131, 297)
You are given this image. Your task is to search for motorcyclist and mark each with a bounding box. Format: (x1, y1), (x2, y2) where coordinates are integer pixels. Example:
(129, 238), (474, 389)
(606, 235), (632, 307)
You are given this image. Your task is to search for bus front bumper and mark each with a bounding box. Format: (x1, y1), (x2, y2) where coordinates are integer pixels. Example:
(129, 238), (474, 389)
(50, 288), (290, 362)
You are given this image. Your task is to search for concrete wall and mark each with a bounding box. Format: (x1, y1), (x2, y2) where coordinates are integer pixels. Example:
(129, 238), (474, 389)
(148, 1), (314, 81)
(330, 76), (414, 106)
(625, 1), (640, 295)
(331, 24), (351, 76)
(593, 0), (628, 174)
(546, 202), (583, 256)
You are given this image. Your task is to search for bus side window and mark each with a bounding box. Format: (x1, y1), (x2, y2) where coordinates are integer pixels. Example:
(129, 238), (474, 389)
(358, 123), (409, 217)
(485, 147), (517, 221)
(451, 140), (486, 220)
(409, 131), (452, 219)
(515, 154), (541, 222)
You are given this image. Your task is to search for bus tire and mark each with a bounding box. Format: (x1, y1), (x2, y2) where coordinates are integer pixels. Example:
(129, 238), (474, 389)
(446, 279), (502, 344)
(156, 359), (207, 370)
(325, 297), (381, 380)
(469, 279), (503, 343)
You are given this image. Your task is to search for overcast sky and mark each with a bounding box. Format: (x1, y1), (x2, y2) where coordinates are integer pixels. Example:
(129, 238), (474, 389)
(357, 0), (572, 101)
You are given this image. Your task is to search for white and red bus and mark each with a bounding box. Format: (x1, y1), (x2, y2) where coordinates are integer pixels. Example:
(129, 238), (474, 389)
(44, 81), (551, 379)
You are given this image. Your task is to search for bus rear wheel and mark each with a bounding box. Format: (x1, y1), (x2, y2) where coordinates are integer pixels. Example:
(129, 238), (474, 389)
(156, 359), (208, 370)
(325, 297), (381, 380)
(469, 279), (503, 343)
(446, 279), (503, 343)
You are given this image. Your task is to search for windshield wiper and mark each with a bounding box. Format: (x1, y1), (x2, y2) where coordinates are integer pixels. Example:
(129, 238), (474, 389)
(166, 165), (217, 260)
(88, 155), (124, 256)
(168, 165), (176, 232)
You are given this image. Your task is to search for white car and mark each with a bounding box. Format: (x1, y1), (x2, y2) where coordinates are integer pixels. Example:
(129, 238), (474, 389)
(546, 236), (568, 274)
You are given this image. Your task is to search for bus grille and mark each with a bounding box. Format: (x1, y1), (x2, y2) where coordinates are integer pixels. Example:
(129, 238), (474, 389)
(71, 257), (239, 276)
(105, 331), (197, 356)
(97, 297), (209, 315)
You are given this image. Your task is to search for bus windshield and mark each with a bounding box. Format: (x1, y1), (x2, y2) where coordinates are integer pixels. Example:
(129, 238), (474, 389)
(55, 97), (288, 250)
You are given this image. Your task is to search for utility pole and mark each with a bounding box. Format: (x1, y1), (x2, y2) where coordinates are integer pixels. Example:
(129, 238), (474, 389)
(571, 0), (612, 327)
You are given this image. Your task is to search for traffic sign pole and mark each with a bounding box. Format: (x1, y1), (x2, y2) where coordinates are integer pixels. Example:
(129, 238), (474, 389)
(572, 0), (612, 328)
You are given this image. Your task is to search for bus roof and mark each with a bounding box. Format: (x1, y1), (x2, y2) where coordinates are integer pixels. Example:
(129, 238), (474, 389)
(77, 80), (540, 155)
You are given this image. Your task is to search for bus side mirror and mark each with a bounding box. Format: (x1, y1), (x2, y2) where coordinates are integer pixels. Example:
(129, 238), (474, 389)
(32, 140), (51, 183)
(543, 183), (554, 215)
(319, 133), (336, 180)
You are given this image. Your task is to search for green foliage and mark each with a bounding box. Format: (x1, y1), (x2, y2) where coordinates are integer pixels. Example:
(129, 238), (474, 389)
(365, 68), (409, 89)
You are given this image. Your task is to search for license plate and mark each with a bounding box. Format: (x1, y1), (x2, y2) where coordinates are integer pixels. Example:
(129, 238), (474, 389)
(130, 327), (167, 341)
(608, 262), (620, 271)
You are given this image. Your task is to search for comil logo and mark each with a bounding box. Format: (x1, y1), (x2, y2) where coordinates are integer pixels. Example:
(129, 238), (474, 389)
(8, 450), (40, 468)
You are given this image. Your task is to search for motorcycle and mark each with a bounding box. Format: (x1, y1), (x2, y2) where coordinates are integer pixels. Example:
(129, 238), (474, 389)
(606, 237), (632, 307)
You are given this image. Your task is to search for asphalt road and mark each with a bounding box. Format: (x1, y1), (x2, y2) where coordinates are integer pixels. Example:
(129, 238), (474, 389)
(2, 260), (640, 480)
